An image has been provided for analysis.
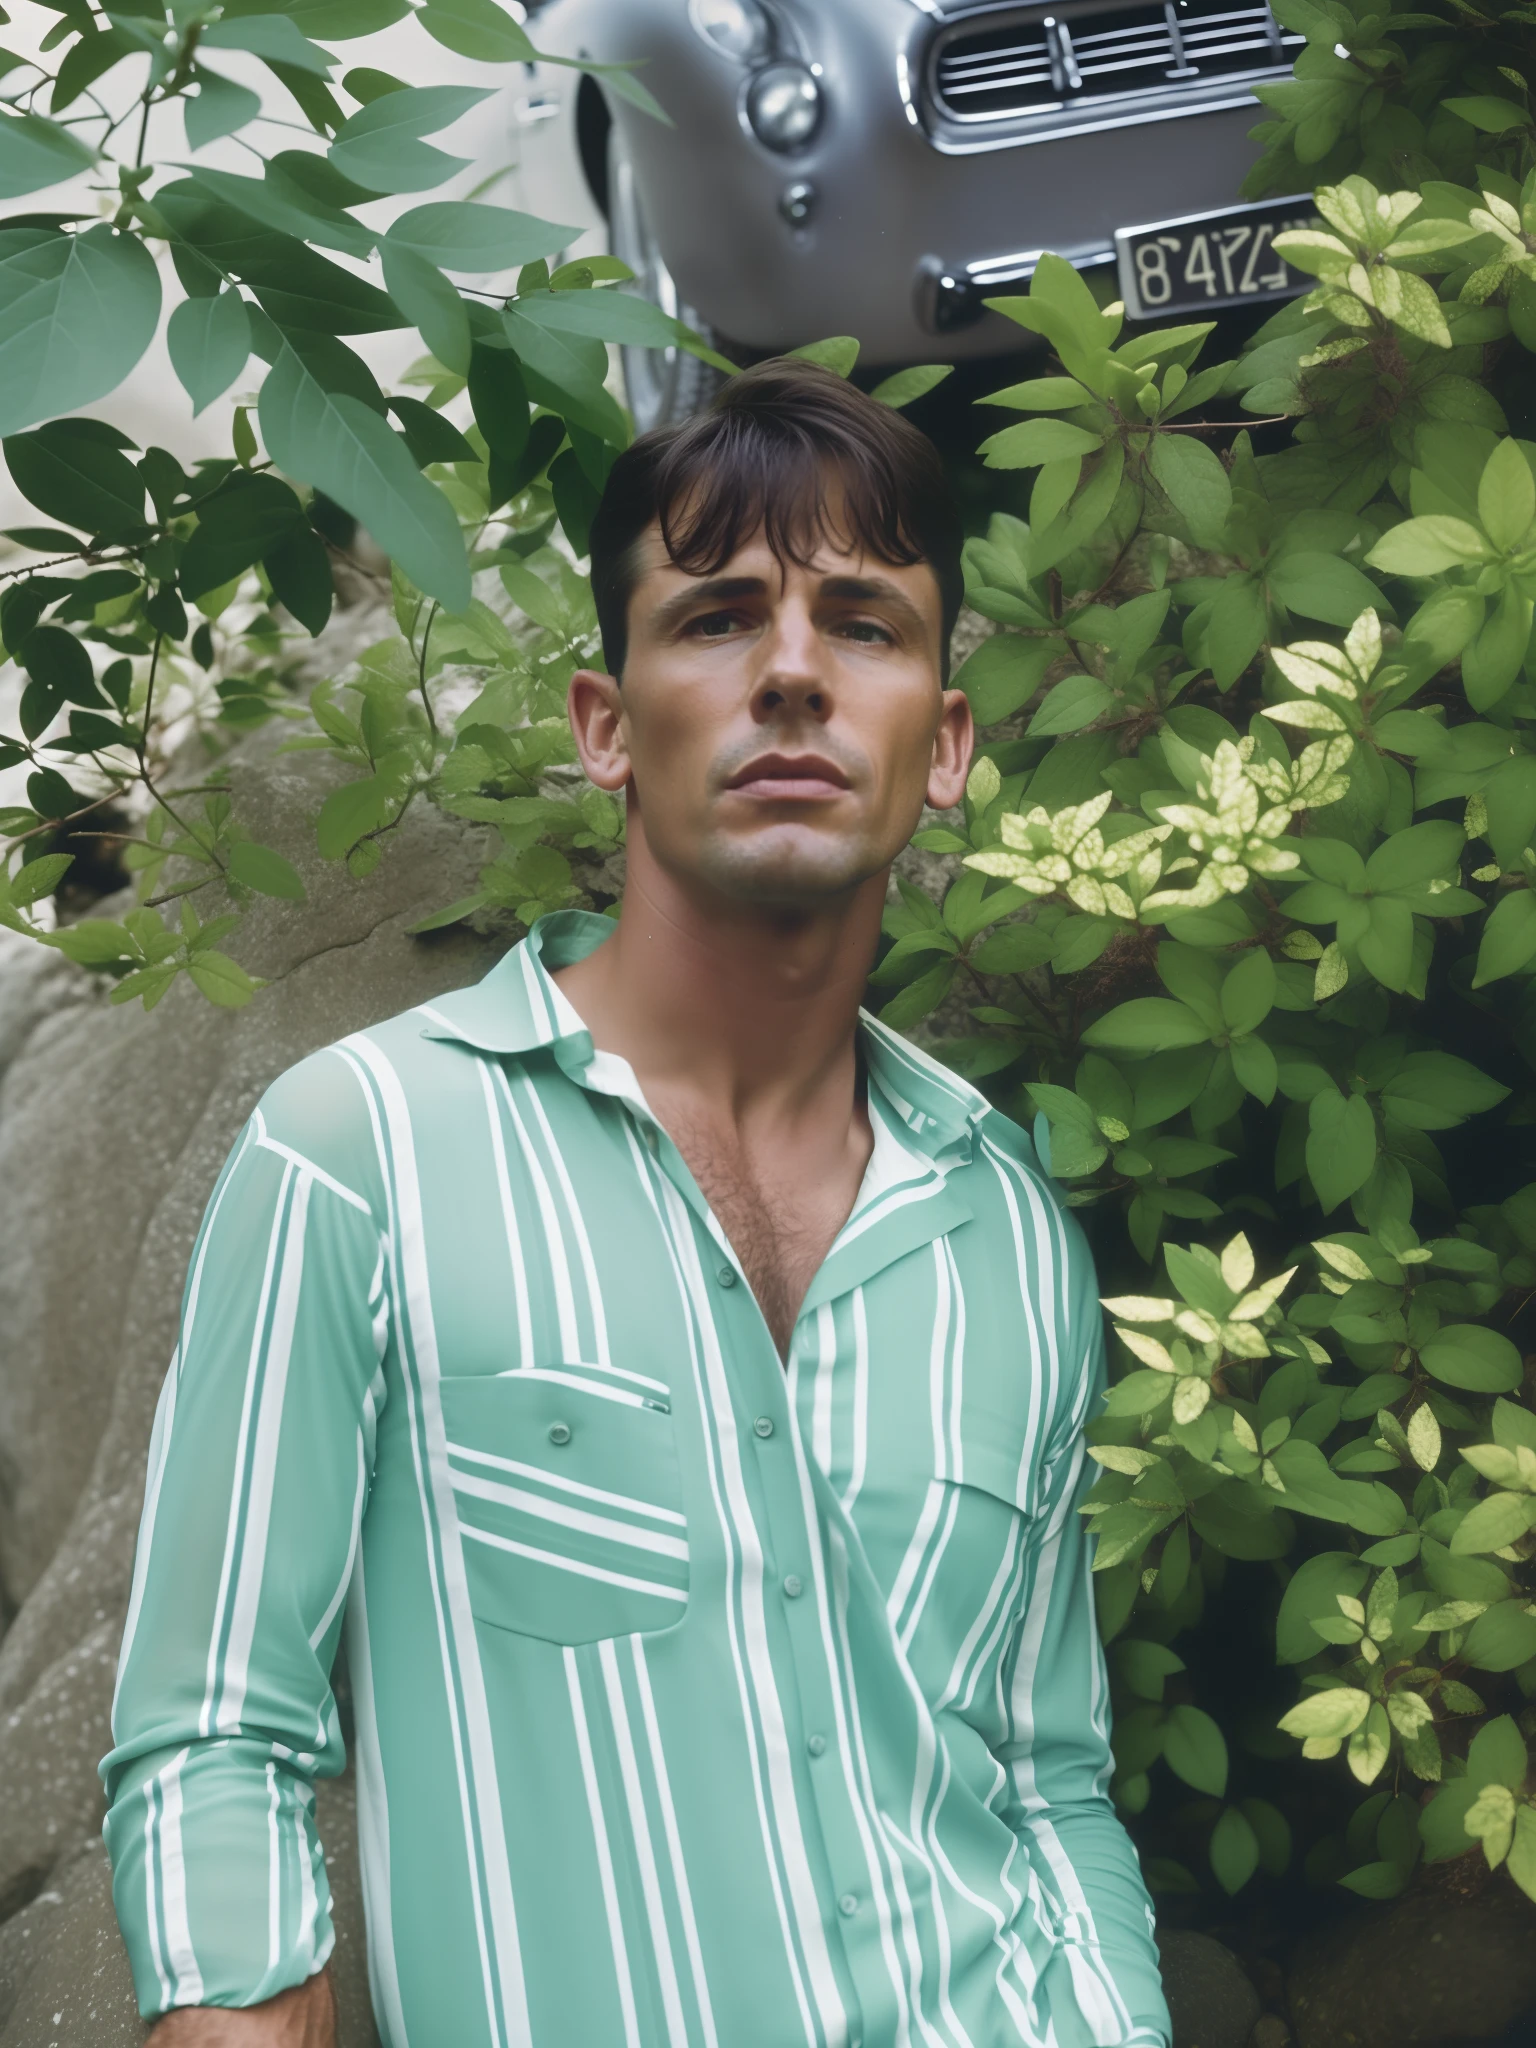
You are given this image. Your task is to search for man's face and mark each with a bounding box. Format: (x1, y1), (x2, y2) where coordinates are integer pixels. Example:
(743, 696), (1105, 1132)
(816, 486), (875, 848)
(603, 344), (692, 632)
(568, 514), (973, 909)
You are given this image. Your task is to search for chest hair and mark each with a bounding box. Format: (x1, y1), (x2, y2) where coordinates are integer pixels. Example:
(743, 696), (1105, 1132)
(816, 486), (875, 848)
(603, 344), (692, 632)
(664, 1119), (833, 1359)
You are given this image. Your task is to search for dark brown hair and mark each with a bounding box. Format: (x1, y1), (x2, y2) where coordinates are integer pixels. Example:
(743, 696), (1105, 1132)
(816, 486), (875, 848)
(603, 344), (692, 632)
(588, 358), (964, 679)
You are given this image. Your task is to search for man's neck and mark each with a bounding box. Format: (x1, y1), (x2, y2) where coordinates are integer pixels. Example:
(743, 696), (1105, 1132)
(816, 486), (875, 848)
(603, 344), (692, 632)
(553, 832), (883, 1126)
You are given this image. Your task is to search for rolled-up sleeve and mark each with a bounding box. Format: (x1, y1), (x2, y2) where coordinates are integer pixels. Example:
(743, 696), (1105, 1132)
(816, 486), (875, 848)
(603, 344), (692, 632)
(102, 1051), (387, 2018)
(996, 1214), (1170, 2048)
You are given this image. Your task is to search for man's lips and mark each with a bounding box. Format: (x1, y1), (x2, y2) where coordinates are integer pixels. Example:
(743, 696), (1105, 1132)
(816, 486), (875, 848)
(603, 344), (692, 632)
(724, 753), (852, 800)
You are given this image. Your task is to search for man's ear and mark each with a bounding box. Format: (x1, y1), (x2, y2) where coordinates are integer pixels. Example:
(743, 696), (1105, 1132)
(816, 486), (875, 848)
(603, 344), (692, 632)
(925, 687), (974, 812)
(567, 669), (631, 792)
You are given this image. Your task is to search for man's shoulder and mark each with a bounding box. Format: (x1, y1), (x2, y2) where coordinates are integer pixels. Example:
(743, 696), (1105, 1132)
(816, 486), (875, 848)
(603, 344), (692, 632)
(253, 992), (485, 1180)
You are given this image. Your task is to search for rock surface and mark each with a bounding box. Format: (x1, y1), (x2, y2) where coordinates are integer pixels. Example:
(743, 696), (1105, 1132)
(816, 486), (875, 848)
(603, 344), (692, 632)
(1287, 1880), (1536, 2047)
(0, 724), (499, 2042)
(1158, 1929), (1263, 2048)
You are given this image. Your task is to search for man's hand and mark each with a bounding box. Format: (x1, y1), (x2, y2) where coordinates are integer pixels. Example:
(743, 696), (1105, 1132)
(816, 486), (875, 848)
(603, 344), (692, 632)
(147, 1968), (336, 2046)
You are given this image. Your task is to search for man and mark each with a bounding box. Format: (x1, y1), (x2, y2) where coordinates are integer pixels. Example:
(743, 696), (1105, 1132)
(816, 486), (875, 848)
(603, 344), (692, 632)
(103, 360), (1170, 2048)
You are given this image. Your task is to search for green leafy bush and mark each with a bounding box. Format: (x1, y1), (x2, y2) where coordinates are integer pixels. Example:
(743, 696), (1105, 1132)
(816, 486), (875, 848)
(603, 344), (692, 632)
(2, 0), (1536, 1925)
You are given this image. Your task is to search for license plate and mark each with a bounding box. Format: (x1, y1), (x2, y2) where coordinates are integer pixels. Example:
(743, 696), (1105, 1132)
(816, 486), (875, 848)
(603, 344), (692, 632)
(1115, 196), (1316, 322)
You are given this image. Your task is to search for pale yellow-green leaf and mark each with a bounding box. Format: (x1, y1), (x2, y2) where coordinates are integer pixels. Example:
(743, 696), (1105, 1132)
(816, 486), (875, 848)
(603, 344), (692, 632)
(1408, 1404), (1442, 1472)
(1220, 1233), (1255, 1293)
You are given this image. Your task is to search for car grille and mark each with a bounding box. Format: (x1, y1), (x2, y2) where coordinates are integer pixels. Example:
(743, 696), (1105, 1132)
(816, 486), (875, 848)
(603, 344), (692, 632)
(929, 2), (1302, 126)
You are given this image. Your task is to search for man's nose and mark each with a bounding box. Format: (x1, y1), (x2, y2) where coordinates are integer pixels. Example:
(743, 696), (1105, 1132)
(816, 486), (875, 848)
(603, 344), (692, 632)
(749, 602), (833, 724)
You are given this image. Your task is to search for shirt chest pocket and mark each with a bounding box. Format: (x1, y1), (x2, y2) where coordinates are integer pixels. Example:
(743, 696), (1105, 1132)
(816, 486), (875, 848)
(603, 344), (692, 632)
(439, 1368), (689, 1645)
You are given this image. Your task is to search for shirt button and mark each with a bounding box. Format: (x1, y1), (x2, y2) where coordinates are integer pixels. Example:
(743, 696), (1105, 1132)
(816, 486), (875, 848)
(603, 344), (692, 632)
(807, 1733), (827, 1757)
(547, 1421), (571, 1445)
(753, 1416), (774, 1438)
(838, 1892), (859, 1918)
(717, 1265), (737, 1288)
(782, 1573), (803, 1600)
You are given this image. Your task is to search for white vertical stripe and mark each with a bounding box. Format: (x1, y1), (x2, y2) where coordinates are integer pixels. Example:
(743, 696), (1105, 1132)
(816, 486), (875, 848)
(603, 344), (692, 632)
(491, 1062), (580, 1361)
(218, 1171), (314, 1734)
(630, 1639), (721, 2048)
(200, 1161), (295, 1740)
(518, 1070), (612, 1369)
(142, 1780), (172, 2013)
(115, 1359), (178, 1719)
(812, 1304), (836, 1479)
(343, 1035), (532, 2048)
(563, 1651), (644, 2048)
(842, 1289), (870, 1517)
(156, 1750), (205, 2005)
(346, 1547), (410, 2048)
(309, 1428), (369, 1655)
(476, 1058), (535, 1371)
(598, 1640), (691, 2048)
(266, 1762), (283, 1975)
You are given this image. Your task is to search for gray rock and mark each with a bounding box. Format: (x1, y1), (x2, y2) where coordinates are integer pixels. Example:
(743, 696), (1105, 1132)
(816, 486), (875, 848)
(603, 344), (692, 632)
(0, 1842), (141, 2047)
(1287, 1880), (1536, 2047)
(1248, 2018), (1293, 2048)
(0, 718), (501, 2040)
(1158, 1930), (1262, 2048)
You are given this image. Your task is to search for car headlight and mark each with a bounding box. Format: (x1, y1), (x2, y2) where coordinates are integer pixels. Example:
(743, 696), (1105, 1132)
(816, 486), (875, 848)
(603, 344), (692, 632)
(746, 63), (822, 151)
(689, 0), (772, 63)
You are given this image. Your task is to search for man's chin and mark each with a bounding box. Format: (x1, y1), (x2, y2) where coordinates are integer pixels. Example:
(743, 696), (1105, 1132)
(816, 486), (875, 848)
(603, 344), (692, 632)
(697, 827), (885, 908)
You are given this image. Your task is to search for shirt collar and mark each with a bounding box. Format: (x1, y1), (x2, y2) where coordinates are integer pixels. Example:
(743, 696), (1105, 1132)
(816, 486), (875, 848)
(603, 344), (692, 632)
(419, 911), (994, 1163)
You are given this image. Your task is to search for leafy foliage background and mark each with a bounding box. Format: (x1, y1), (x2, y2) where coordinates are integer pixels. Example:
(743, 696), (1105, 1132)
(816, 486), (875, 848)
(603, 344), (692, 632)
(2, 0), (1536, 1932)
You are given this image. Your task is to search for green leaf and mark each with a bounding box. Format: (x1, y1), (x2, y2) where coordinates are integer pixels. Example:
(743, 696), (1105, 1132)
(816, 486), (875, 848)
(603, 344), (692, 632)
(1162, 1703), (1229, 1797)
(1479, 438), (1536, 553)
(953, 635), (1057, 724)
(1081, 998), (1212, 1053)
(379, 240), (470, 374)
(1421, 1325), (1523, 1395)
(1450, 1491), (1536, 1555)
(786, 336), (859, 376)
(391, 395), (475, 467)
(384, 201), (575, 273)
(1463, 1600), (1536, 1674)
(2, 419), (147, 539)
(0, 111), (94, 198)
(869, 364), (953, 409)
(184, 67), (266, 152)
(1380, 1052), (1508, 1130)
(1279, 1687), (1372, 1741)
(1367, 516), (1490, 575)
(0, 227), (162, 435)
(258, 343), (470, 609)
(979, 418), (1104, 468)
(1468, 1715), (1529, 1791)
(187, 950), (262, 1007)
(329, 85), (492, 194)
(180, 473), (306, 598)
(264, 524), (334, 635)
(1444, 96), (1531, 135)
(166, 289), (251, 415)
(184, 165), (376, 261)
(1026, 673), (1113, 737)
(1148, 433), (1232, 547)
(201, 15), (336, 75)
(228, 839), (306, 900)
(416, 0), (537, 62)
(1267, 550), (1388, 628)
(1220, 947), (1276, 1035)
(502, 308), (628, 446)
(1210, 1807), (1260, 1895)
(1306, 1089), (1377, 1213)
(52, 26), (137, 116)
(316, 773), (390, 860)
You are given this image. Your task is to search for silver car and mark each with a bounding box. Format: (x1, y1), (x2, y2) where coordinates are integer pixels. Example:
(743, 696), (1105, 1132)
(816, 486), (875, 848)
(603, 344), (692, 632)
(523, 0), (1306, 429)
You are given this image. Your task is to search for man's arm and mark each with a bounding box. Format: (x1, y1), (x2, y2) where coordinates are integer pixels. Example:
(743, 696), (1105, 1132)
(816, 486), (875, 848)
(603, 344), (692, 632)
(149, 1969), (335, 2045)
(102, 1054), (386, 2033)
(995, 1205), (1171, 2048)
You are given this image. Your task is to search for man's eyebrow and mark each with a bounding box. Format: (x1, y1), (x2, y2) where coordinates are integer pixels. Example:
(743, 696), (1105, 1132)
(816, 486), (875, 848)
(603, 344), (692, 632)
(817, 574), (928, 628)
(648, 575), (768, 634)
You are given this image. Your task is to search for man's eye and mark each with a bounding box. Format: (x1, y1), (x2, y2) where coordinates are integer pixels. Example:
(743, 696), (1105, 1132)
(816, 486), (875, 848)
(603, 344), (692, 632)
(687, 609), (743, 638)
(840, 619), (895, 644)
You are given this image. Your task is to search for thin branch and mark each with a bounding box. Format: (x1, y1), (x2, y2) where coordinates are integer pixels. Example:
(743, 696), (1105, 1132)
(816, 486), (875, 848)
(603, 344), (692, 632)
(416, 600), (441, 737)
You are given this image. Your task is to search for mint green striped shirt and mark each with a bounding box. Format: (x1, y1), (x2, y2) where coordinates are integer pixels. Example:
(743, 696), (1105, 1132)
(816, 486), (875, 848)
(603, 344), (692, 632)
(102, 910), (1168, 2048)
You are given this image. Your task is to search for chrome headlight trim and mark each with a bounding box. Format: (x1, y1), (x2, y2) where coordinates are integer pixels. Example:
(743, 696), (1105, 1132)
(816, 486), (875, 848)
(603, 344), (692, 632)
(689, 0), (774, 64)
